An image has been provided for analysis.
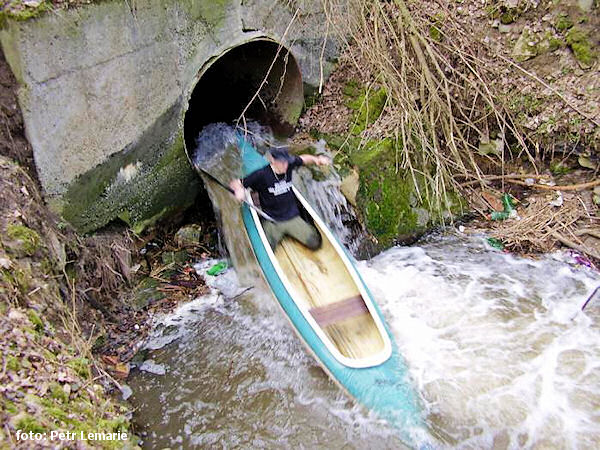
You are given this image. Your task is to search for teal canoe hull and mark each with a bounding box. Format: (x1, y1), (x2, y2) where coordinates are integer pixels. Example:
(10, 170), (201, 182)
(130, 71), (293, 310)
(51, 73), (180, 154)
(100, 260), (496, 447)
(237, 141), (429, 446)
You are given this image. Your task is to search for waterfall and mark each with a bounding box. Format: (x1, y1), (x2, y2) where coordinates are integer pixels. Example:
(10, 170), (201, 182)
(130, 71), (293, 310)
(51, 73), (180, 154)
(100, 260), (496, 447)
(192, 123), (366, 267)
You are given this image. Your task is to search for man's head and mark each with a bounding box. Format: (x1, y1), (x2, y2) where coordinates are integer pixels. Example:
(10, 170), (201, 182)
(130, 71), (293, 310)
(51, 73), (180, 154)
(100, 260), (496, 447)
(267, 148), (293, 174)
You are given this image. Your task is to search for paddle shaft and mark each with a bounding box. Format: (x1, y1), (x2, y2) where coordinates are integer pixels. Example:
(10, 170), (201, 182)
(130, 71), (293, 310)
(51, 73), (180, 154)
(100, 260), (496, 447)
(197, 167), (276, 222)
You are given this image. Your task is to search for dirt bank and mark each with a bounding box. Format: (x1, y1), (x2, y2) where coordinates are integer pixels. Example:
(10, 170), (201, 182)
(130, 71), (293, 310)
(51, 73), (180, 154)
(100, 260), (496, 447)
(0, 46), (220, 447)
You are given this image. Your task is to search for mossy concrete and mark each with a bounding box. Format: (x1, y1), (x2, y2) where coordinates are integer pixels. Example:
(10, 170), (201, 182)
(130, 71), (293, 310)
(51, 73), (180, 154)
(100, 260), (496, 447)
(0, 0), (337, 233)
(59, 102), (200, 233)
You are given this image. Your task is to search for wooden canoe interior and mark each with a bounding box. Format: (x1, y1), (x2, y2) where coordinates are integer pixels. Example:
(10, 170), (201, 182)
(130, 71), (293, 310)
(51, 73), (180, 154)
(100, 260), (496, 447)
(273, 223), (385, 360)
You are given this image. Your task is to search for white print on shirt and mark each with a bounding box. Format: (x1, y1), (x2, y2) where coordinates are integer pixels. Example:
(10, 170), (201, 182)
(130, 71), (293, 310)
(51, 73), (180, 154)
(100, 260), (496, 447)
(268, 180), (293, 196)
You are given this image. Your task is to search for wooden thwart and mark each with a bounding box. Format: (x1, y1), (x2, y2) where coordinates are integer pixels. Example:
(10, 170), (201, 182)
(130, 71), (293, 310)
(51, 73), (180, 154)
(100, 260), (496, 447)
(309, 295), (369, 327)
(274, 227), (385, 359)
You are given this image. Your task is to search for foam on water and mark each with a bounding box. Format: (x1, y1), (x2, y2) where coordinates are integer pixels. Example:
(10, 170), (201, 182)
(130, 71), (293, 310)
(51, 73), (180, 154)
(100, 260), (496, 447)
(357, 232), (600, 448)
(129, 265), (404, 448)
(130, 122), (599, 448)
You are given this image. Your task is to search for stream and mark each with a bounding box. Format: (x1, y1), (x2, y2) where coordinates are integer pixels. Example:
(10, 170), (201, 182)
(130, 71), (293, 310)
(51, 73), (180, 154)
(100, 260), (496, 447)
(128, 124), (600, 449)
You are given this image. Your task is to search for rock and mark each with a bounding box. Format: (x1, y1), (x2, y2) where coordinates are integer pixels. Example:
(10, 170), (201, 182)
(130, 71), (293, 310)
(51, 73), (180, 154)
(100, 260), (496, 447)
(174, 224), (202, 248)
(498, 24), (513, 33)
(339, 169), (360, 207)
(578, 155), (598, 170)
(577, 0), (594, 12)
(512, 27), (538, 62)
(482, 192), (504, 212)
(582, 235), (600, 256)
(140, 359), (166, 375)
(46, 230), (66, 271)
(537, 32), (563, 55)
(414, 208), (430, 227)
(120, 384), (133, 401)
(113, 363), (130, 379)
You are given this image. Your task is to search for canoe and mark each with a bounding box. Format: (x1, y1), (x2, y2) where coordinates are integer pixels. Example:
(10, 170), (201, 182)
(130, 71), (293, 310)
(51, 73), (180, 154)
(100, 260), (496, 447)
(238, 139), (429, 445)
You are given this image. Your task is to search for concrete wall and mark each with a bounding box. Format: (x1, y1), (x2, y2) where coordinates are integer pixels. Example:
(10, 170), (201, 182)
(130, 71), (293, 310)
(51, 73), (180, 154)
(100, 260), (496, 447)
(0, 0), (338, 232)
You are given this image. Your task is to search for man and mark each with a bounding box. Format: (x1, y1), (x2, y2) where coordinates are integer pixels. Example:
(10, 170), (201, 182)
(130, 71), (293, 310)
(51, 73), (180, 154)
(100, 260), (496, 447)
(229, 148), (330, 251)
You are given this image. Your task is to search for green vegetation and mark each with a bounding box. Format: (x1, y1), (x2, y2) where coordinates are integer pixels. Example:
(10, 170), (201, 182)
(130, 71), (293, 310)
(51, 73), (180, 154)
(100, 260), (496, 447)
(67, 357), (91, 379)
(314, 78), (466, 247)
(321, 130), (463, 247)
(344, 80), (387, 135)
(6, 224), (41, 256)
(1, 265), (32, 295)
(50, 382), (69, 403)
(0, 1), (52, 23)
(550, 160), (571, 176)
(27, 309), (44, 332)
(15, 414), (46, 433)
(7, 355), (20, 372)
(555, 14), (574, 32)
(326, 135), (421, 246)
(132, 277), (165, 310)
(507, 91), (543, 126)
(566, 26), (596, 68)
(500, 10), (517, 25)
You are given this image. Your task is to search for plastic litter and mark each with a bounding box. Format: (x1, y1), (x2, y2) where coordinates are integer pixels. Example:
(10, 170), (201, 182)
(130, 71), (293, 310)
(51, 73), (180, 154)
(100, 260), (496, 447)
(207, 261), (228, 276)
(486, 237), (505, 250)
(491, 193), (517, 221)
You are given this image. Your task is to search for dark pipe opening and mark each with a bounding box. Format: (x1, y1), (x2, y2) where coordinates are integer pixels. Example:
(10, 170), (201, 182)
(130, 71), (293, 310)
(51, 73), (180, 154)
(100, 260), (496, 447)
(183, 40), (304, 152)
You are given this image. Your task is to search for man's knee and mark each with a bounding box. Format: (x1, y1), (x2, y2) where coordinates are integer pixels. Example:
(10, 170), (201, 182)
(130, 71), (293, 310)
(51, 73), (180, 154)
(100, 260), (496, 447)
(304, 227), (322, 250)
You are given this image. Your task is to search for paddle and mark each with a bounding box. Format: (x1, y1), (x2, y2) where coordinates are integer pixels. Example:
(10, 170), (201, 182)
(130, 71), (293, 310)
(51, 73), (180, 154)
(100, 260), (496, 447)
(196, 167), (276, 222)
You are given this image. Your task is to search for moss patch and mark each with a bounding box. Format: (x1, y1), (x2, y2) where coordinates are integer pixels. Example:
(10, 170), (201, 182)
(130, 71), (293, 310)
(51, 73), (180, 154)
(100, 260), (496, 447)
(555, 14), (574, 32)
(317, 126), (466, 248)
(67, 357), (91, 379)
(15, 414), (46, 433)
(344, 80), (387, 135)
(566, 26), (596, 69)
(132, 277), (165, 310)
(324, 135), (419, 247)
(27, 308), (43, 332)
(0, 0), (52, 23)
(5, 224), (41, 256)
(1, 264), (32, 295)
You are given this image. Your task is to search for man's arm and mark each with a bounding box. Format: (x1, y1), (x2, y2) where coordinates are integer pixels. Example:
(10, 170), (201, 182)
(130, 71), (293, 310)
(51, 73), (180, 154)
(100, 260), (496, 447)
(299, 154), (330, 166)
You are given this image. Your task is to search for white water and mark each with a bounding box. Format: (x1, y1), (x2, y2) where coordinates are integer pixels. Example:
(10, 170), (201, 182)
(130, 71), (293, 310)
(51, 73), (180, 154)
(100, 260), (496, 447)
(358, 234), (600, 448)
(129, 231), (600, 449)
(129, 124), (600, 448)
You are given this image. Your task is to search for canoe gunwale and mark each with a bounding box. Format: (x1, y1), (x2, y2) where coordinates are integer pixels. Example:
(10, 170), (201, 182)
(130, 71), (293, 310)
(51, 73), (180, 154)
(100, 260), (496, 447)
(244, 187), (392, 369)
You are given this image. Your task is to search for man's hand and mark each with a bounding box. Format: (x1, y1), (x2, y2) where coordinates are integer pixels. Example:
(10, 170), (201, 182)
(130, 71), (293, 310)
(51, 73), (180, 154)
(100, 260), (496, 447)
(229, 179), (246, 202)
(315, 155), (331, 166)
(300, 154), (331, 167)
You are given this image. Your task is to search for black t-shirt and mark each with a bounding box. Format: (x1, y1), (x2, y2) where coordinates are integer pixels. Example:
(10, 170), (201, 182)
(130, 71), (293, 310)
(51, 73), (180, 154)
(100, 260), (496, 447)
(242, 156), (303, 221)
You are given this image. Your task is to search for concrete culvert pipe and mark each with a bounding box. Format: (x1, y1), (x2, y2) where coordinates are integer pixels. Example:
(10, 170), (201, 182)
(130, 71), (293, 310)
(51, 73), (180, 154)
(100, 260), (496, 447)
(184, 39), (304, 153)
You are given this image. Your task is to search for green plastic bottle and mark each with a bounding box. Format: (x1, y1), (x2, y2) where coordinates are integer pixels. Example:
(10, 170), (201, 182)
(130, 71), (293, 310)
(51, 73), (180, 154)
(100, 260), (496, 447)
(491, 194), (516, 221)
(207, 261), (228, 276)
